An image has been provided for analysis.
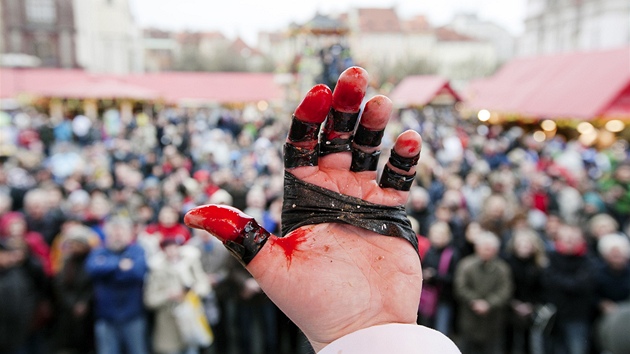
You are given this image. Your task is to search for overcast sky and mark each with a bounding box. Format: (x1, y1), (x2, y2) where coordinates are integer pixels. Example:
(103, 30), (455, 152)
(130, 0), (527, 45)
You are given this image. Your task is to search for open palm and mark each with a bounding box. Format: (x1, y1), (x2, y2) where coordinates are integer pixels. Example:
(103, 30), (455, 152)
(186, 67), (423, 352)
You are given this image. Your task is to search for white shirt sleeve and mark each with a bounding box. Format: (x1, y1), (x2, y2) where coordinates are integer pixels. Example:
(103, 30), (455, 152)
(318, 323), (461, 354)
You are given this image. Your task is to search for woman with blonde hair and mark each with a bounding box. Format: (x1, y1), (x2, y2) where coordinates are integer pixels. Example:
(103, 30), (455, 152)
(503, 228), (548, 354)
(418, 221), (458, 335)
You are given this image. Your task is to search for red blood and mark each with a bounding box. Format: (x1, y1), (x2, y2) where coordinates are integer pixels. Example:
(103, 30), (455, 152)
(395, 131), (422, 155)
(184, 204), (253, 243)
(269, 228), (309, 264)
(332, 67), (369, 112)
(294, 84), (333, 123)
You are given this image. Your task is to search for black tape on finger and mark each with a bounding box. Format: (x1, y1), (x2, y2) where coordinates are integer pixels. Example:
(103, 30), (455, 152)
(282, 172), (419, 253)
(320, 137), (353, 155)
(350, 148), (381, 172)
(284, 143), (319, 168)
(319, 108), (360, 156)
(224, 220), (270, 266)
(388, 149), (420, 172)
(288, 117), (322, 143)
(350, 125), (385, 172)
(328, 109), (360, 132)
(353, 125), (385, 147)
(379, 165), (416, 191)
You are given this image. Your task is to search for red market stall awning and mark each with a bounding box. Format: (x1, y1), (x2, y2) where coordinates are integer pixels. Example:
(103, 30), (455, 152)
(389, 75), (461, 107)
(464, 47), (630, 120)
(0, 68), (89, 99)
(38, 78), (160, 100)
(124, 71), (283, 104)
(0, 68), (285, 104)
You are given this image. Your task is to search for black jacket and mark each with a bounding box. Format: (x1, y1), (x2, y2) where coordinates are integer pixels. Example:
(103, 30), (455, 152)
(542, 251), (597, 321)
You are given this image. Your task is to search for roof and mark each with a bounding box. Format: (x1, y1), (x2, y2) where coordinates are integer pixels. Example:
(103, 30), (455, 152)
(402, 15), (432, 33)
(229, 37), (263, 57)
(434, 27), (475, 42)
(464, 47), (630, 120)
(302, 13), (349, 35)
(0, 68), (284, 104)
(389, 75), (462, 107)
(357, 8), (401, 33)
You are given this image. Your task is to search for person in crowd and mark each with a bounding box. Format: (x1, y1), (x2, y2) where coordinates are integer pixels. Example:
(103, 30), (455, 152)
(503, 228), (548, 354)
(0, 211), (52, 276)
(542, 223), (597, 354)
(430, 201), (467, 256)
(596, 301), (630, 354)
(419, 221), (458, 336)
(145, 205), (191, 245)
(478, 194), (513, 241)
(461, 171), (491, 220)
(548, 170), (583, 225)
(0, 211), (48, 354)
(63, 189), (91, 222)
(599, 160), (630, 227)
(454, 231), (513, 354)
(84, 191), (113, 242)
(226, 186), (280, 354)
(0, 211), (54, 353)
(141, 177), (164, 222)
(188, 225), (232, 354)
(22, 188), (65, 245)
(86, 216), (149, 354)
(586, 213), (620, 258)
(406, 186), (433, 237)
(52, 225), (97, 353)
(144, 238), (211, 354)
(594, 233), (630, 352)
(539, 212), (562, 251)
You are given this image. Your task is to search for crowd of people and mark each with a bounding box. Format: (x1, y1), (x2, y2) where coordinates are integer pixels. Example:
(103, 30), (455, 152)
(0, 93), (628, 354)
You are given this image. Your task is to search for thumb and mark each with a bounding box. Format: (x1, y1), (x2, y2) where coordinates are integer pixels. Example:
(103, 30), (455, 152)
(184, 204), (272, 266)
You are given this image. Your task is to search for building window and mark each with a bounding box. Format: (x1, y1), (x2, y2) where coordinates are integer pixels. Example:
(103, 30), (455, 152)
(26, 0), (57, 24)
(30, 31), (57, 66)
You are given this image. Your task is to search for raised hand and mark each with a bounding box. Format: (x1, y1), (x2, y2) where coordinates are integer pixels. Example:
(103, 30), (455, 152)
(185, 67), (430, 352)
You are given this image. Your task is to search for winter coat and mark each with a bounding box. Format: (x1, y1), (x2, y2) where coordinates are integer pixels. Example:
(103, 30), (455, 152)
(541, 251), (597, 322)
(52, 252), (94, 352)
(422, 245), (458, 304)
(144, 245), (210, 353)
(0, 252), (44, 352)
(454, 255), (513, 343)
(85, 243), (147, 323)
(505, 255), (544, 304)
(595, 260), (630, 305)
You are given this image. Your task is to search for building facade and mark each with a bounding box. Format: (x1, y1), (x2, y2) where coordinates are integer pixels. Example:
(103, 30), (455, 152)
(519, 0), (630, 56)
(73, 0), (143, 74)
(0, 0), (77, 68)
(256, 8), (503, 89)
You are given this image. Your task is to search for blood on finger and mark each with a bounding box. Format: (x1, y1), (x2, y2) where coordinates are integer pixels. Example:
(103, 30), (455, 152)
(394, 131), (422, 156)
(184, 205), (270, 265)
(294, 84), (332, 123)
(332, 67), (369, 112)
